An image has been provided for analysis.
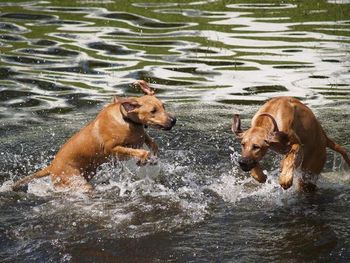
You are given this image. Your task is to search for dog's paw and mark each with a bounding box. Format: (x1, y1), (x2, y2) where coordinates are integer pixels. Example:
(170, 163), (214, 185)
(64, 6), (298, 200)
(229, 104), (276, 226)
(137, 151), (151, 166)
(148, 155), (158, 165)
(279, 176), (293, 190)
(137, 152), (159, 166)
(137, 159), (147, 166)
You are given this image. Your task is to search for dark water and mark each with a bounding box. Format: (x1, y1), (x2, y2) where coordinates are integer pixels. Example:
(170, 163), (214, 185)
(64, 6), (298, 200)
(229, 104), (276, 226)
(1, 0), (350, 262)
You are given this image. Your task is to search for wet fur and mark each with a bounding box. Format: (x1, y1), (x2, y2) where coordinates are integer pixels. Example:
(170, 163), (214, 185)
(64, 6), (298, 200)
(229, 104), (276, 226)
(12, 81), (176, 192)
(233, 96), (350, 191)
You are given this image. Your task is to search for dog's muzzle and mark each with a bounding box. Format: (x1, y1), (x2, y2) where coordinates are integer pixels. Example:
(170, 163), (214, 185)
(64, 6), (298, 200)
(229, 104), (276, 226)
(238, 157), (258, 172)
(164, 117), (176, 130)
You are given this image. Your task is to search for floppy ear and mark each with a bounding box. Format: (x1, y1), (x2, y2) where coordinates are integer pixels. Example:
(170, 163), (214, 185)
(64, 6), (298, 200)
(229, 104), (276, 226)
(232, 114), (244, 139)
(133, 80), (155, 96)
(121, 100), (141, 113)
(112, 96), (122, 103)
(266, 131), (289, 146)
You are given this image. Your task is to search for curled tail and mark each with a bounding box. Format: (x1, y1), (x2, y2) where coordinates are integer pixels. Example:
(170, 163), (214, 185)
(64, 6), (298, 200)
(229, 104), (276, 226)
(12, 167), (50, 191)
(326, 136), (350, 166)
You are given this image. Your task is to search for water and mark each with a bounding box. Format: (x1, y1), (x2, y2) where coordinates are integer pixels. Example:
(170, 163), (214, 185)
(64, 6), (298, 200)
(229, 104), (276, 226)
(0, 0), (350, 262)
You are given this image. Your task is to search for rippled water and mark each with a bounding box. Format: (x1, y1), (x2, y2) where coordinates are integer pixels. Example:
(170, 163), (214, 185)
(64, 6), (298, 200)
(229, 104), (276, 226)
(1, 0), (350, 262)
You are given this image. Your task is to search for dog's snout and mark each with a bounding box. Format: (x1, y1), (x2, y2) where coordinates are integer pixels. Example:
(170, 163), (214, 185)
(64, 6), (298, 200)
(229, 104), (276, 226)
(170, 117), (177, 127)
(238, 157), (257, 172)
(238, 159), (250, 171)
(163, 116), (176, 130)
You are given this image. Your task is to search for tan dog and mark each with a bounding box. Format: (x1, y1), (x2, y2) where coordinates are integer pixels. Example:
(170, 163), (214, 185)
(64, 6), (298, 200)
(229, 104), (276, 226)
(13, 80), (176, 192)
(232, 96), (350, 191)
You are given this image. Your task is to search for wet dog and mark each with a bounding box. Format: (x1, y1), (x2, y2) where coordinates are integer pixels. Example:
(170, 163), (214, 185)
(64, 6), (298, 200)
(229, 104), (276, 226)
(232, 96), (350, 191)
(13, 80), (176, 192)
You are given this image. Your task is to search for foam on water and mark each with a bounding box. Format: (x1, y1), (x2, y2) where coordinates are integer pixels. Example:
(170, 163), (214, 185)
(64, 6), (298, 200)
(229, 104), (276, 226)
(0, 155), (211, 239)
(207, 149), (350, 208)
(209, 150), (291, 205)
(0, 180), (14, 192)
(2, 145), (347, 214)
(1, 139), (349, 263)
(0, 0), (350, 261)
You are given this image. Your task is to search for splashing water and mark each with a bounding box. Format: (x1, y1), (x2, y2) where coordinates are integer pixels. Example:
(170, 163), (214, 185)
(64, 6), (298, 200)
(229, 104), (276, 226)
(1, 0), (350, 261)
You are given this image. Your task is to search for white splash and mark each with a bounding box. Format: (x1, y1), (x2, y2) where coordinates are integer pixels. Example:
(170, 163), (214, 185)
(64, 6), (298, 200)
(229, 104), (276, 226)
(209, 149), (298, 205)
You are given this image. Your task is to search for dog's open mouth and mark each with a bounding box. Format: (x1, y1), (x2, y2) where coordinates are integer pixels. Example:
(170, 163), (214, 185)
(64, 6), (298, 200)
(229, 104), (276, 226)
(238, 158), (258, 172)
(149, 124), (173, 131)
(241, 166), (253, 172)
(162, 125), (174, 131)
(148, 118), (176, 131)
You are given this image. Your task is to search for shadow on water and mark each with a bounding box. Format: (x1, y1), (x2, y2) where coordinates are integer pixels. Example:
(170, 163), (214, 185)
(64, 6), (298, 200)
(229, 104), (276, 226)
(0, 0), (350, 262)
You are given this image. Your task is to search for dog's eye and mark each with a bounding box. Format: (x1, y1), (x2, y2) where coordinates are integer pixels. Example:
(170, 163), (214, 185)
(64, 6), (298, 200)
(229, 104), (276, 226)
(151, 108), (157, 114)
(252, 144), (260, 150)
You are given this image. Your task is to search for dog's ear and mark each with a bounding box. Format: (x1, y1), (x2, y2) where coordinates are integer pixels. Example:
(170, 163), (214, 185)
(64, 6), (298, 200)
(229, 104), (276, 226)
(266, 131), (289, 146)
(133, 80), (155, 96)
(232, 114), (244, 139)
(121, 100), (141, 113)
(112, 96), (122, 103)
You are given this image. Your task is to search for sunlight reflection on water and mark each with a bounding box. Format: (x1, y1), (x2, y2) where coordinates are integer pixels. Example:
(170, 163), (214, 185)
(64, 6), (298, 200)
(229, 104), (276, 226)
(0, 0), (350, 262)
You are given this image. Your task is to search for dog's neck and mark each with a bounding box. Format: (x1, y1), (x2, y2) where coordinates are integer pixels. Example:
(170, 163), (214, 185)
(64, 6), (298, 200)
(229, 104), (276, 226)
(122, 115), (144, 127)
(119, 104), (144, 128)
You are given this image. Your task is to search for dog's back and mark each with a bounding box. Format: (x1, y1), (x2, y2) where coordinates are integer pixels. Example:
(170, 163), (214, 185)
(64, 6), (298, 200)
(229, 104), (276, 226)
(233, 96), (349, 190)
(255, 97), (339, 174)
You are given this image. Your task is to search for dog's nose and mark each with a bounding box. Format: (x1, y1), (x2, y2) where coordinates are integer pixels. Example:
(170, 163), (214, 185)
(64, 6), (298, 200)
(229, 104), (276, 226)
(170, 117), (177, 127)
(238, 157), (257, 172)
(163, 116), (176, 130)
(238, 159), (250, 171)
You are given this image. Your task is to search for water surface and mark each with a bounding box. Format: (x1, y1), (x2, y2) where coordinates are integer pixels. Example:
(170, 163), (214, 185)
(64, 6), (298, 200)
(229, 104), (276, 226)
(0, 0), (350, 262)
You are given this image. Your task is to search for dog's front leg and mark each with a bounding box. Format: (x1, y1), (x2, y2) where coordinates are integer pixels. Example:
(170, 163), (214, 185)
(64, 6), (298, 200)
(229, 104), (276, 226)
(250, 163), (267, 183)
(144, 133), (159, 156)
(279, 143), (302, 189)
(112, 146), (150, 165)
(144, 133), (159, 165)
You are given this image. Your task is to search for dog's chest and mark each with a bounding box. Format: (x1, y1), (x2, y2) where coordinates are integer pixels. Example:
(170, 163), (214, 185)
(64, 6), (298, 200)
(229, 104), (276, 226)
(98, 116), (146, 148)
(118, 125), (146, 147)
(124, 131), (145, 147)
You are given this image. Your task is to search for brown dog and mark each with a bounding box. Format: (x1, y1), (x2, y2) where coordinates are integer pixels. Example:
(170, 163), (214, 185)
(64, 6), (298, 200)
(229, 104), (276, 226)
(13, 80), (176, 192)
(232, 96), (350, 191)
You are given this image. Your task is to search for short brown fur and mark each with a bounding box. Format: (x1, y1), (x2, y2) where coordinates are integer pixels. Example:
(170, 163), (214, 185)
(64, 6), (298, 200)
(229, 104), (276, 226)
(232, 96), (350, 190)
(13, 80), (176, 192)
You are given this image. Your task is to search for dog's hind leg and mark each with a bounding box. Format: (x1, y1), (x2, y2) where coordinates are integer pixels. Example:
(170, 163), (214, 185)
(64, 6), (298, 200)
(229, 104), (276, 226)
(50, 165), (93, 192)
(12, 167), (50, 191)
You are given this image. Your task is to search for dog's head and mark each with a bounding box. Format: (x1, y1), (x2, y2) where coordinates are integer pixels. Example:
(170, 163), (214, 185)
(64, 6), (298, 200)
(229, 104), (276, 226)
(232, 113), (288, 171)
(117, 80), (176, 130)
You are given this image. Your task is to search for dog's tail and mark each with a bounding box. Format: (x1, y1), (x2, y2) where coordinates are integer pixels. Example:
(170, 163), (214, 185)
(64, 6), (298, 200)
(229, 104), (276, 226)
(326, 136), (350, 166)
(12, 167), (50, 191)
